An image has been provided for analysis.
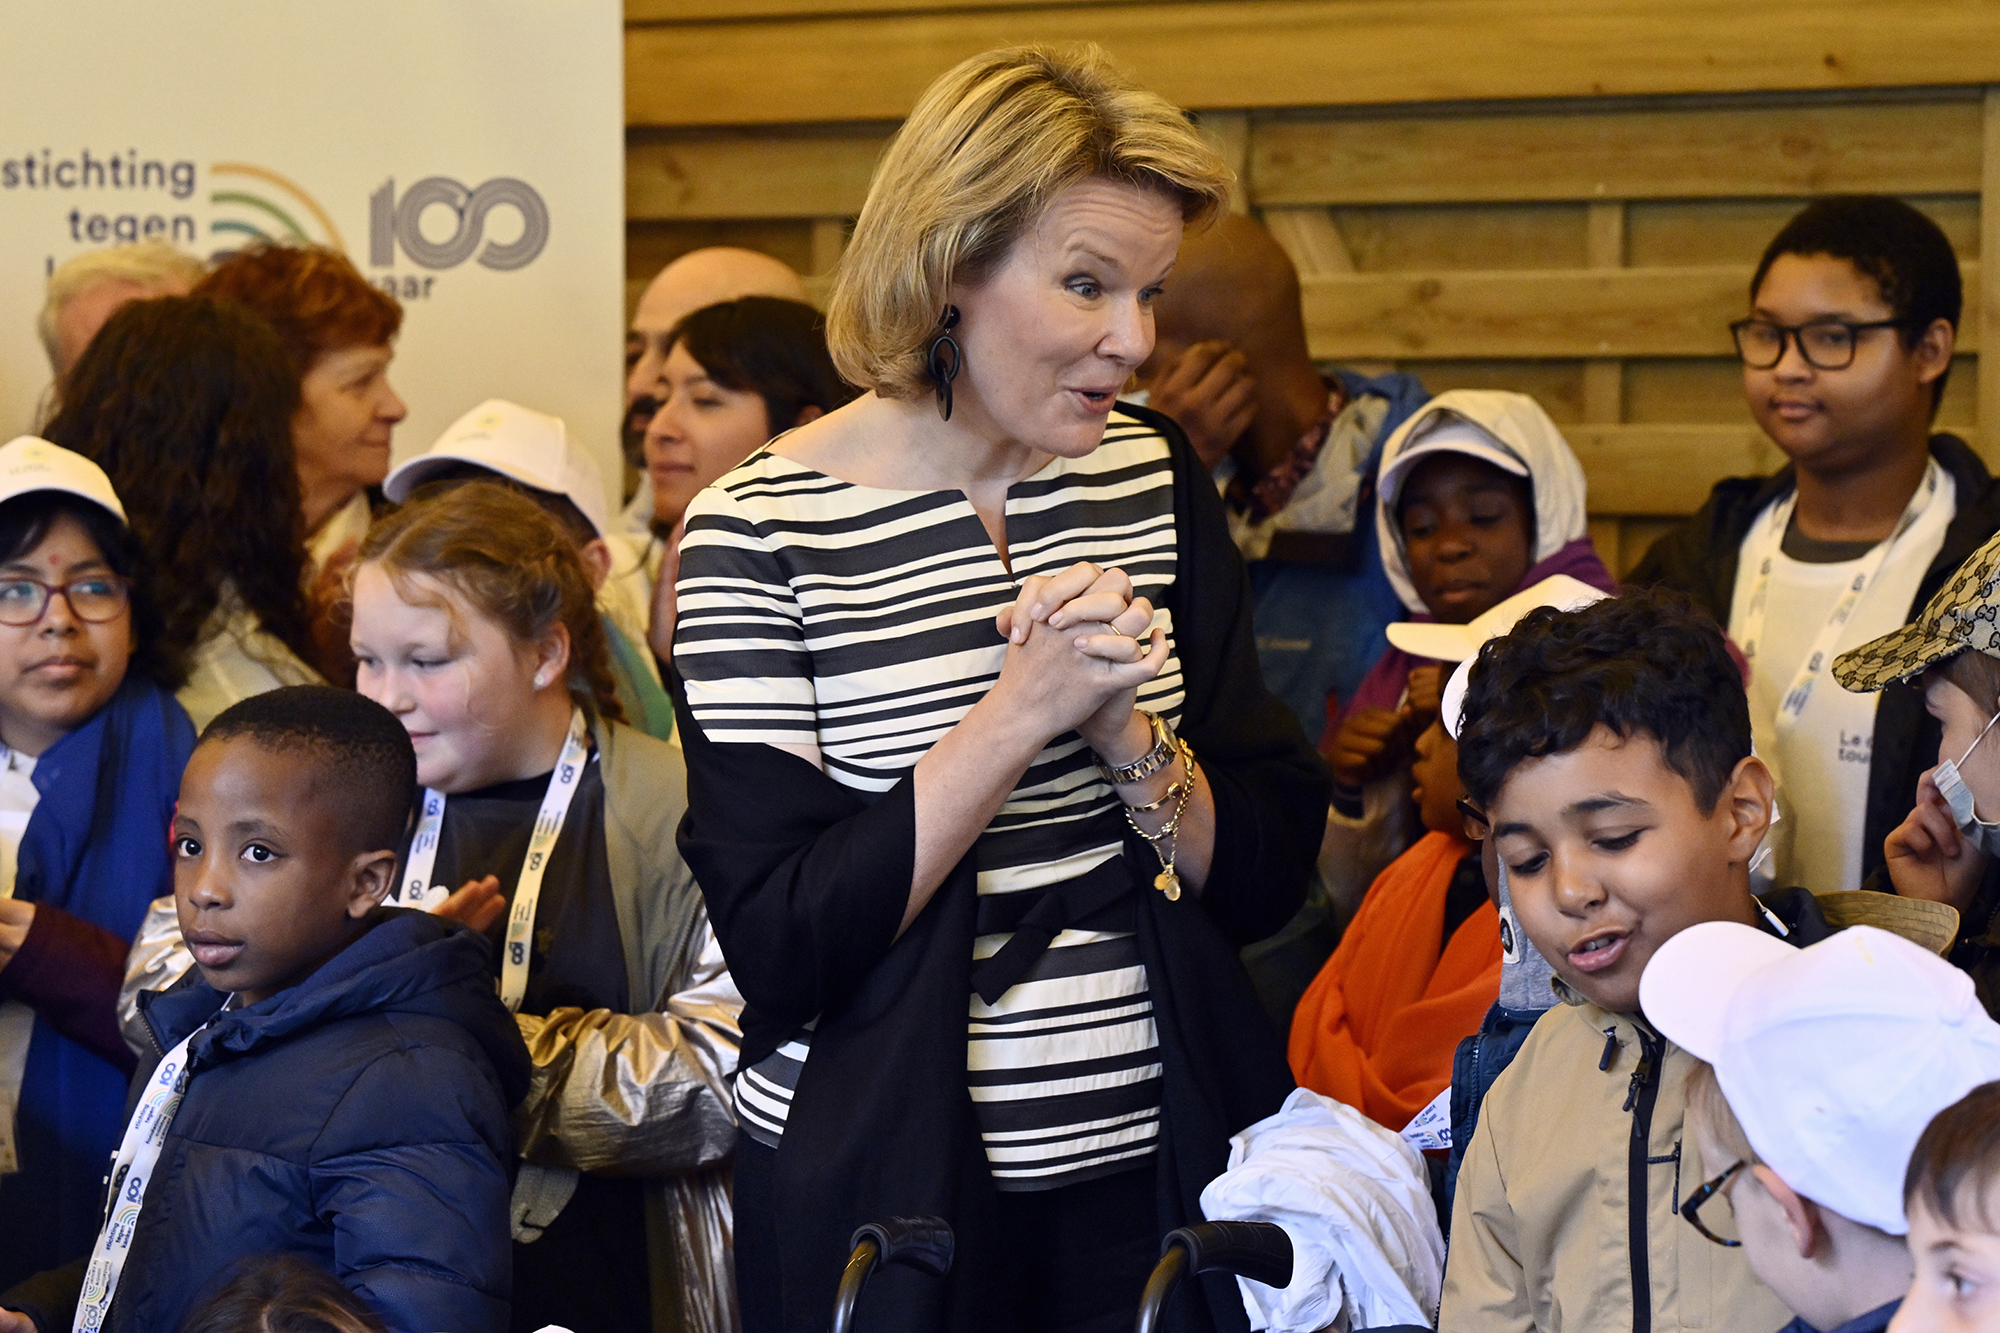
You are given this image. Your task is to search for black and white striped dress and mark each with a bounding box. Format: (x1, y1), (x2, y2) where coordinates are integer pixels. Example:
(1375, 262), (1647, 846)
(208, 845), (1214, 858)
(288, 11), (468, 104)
(675, 412), (1184, 1191)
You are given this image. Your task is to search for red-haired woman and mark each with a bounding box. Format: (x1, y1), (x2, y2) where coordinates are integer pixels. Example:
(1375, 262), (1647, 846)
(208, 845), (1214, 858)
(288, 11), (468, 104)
(196, 246), (407, 675)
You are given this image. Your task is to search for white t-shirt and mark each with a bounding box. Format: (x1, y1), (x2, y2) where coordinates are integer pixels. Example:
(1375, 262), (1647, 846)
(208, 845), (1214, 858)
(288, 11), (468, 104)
(1728, 470), (1955, 893)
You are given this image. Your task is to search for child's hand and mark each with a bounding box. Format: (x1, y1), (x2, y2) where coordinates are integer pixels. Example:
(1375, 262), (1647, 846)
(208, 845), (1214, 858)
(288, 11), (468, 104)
(1885, 771), (1988, 913)
(433, 875), (506, 933)
(1405, 665), (1445, 722)
(1328, 707), (1416, 788)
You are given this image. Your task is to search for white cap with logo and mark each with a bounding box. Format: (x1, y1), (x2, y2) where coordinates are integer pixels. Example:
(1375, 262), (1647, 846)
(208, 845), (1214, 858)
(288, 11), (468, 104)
(1639, 921), (2000, 1234)
(385, 399), (608, 538)
(0, 436), (126, 522)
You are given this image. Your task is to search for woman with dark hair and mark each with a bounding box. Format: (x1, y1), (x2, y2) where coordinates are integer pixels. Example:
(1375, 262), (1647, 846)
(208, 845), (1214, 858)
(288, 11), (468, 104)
(0, 438), (195, 1288)
(641, 295), (855, 659)
(644, 295), (855, 537)
(45, 293), (323, 728)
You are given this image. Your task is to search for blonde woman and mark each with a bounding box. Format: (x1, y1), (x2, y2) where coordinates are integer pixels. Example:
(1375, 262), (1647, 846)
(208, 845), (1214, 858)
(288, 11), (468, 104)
(672, 47), (1327, 1333)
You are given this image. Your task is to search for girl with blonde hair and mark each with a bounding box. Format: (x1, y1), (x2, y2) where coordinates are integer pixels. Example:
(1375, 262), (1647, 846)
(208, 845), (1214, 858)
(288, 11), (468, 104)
(673, 45), (1327, 1333)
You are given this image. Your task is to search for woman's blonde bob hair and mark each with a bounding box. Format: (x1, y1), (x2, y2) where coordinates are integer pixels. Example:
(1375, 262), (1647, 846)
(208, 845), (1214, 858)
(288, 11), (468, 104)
(826, 45), (1232, 400)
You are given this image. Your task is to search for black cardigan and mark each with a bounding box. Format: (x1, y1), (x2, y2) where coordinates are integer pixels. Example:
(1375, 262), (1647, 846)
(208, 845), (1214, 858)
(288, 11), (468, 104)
(1627, 433), (2000, 888)
(671, 408), (1329, 1333)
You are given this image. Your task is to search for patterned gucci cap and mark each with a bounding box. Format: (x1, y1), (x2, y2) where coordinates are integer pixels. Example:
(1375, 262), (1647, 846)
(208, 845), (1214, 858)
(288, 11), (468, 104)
(1833, 531), (2000, 693)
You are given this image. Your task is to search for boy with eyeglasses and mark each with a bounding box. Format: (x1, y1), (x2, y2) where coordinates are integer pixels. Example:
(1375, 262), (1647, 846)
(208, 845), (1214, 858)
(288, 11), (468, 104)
(1630, 195), (2000, 894)
(1636, 921), (2000, 1333)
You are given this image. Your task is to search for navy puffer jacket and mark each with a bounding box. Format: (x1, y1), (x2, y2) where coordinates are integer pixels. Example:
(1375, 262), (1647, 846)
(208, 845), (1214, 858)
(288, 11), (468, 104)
(5, 909), (530, 1333)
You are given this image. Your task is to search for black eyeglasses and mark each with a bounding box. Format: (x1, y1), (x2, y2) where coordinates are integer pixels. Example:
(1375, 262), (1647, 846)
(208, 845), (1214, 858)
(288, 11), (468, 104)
(0, 575), (130, 627)
(1681, 1159), (1747, 1247)
(1457, 798), (1490, 840)
(1729, 318), (1909, 371)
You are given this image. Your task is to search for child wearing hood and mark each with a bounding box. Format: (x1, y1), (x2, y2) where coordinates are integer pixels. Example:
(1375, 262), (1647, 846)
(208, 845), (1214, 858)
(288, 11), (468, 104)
(1320, 391), (1616, 910)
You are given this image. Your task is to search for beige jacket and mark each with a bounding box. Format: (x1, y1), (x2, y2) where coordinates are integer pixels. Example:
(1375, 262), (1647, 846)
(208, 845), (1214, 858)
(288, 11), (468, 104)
(1441, 1000), (1788, 1333)
(119, 720), (741, 1333)
(1442, 890), (1959, 1333)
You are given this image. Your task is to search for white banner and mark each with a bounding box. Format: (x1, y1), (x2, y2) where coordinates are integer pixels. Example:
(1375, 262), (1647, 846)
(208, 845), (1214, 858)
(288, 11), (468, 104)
(0, 0), (624, 508)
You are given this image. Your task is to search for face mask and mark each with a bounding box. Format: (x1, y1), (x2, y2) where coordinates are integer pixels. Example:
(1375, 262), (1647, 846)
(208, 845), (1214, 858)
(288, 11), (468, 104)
(1935, 710), (2000, 856)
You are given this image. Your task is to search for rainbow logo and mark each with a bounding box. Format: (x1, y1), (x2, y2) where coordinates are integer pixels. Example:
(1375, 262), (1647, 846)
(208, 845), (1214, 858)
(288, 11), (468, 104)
(207, 163), (344, 255)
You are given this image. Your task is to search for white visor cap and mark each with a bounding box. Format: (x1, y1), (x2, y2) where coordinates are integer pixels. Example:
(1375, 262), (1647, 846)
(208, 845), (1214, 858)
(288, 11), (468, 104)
(386, 399), (608, 539)
(1640, 921), (2000, 1235)
(1422, 576), (1611, 738)
(0, 436), (126, 523)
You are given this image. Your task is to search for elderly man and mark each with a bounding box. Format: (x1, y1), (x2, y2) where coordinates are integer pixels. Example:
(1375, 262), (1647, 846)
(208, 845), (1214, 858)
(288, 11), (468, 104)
(38, 241), (204, 383)
(621, 246), (806, 529)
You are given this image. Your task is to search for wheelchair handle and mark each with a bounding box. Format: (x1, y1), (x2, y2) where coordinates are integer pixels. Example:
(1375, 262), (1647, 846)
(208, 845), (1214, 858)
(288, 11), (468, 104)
(1134, 1221), (1294, 1333)
(830, 1215), (954, 1333)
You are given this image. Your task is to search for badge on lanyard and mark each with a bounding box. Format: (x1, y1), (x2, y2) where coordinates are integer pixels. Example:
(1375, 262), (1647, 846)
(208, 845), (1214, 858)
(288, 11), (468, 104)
(392, 709), (592, 1012)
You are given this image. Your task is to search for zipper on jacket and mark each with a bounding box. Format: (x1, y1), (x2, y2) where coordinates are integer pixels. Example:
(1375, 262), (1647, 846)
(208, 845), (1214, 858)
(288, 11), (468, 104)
(1626, 1026), (1666, 1333)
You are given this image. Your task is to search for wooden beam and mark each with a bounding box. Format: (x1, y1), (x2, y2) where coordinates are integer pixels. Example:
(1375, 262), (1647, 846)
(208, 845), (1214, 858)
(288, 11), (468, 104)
(1300, 262), (1982, 361)
(625, 0), (2000, 128)
(1196, 111), (1250, 214)
(1570, 423), (1784, 515)
(627, 132), (887, 220)
(1262, 206), (1354, 276)
(1582, 201), (1625, 424)
(1984, 87), (2000, 463)
(810, 217), (848, 275)
(626, 0), (1159, 18)
(1253, 96), (1984, 205)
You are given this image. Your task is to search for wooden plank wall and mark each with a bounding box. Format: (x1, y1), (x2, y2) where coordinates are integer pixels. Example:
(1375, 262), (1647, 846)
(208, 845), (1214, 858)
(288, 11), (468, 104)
(623, 1), (2000, 574)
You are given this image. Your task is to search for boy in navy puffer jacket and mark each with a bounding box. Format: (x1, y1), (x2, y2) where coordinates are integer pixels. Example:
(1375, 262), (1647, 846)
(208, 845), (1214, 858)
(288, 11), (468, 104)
(0, 686), (530, 1333)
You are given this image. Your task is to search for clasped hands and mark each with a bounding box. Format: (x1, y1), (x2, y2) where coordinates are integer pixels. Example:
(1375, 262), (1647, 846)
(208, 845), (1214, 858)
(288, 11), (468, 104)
(991, 561), (1169, 755)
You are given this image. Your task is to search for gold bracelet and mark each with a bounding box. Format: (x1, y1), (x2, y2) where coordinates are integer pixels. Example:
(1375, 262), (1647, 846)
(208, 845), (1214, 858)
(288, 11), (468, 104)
(1124, 780), (1183, 815)
(1125, 739), (1196, 900)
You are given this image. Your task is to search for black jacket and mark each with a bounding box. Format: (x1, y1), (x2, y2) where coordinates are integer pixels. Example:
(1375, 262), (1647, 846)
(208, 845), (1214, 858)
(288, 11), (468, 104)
(4, 910), (532, 1333)
(1627, 434), (2000, 887)
(672, 408), (1329, 1333)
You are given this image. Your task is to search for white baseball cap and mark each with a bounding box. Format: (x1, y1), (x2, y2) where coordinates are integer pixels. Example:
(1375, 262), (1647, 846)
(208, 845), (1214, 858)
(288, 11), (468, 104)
(0, 436), (126, 522)
(1640, 922), (2000, 1234)
(1427, 576), (1612, 738)
(1377, 416), (1530, 514)
(385, 399), (608, 538)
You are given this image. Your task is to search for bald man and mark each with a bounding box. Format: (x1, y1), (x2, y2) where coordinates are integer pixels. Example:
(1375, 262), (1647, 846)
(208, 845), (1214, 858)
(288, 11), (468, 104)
(1140, 217), (1431, 1026)
(1141, 215), (1428, 732)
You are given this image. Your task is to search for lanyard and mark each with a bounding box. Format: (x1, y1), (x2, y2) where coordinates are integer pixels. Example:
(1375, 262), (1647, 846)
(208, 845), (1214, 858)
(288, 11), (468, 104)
(393, 709), (591, 1013)
(1737, 460), (1940, 735)
(73, 1018), (211, 1332)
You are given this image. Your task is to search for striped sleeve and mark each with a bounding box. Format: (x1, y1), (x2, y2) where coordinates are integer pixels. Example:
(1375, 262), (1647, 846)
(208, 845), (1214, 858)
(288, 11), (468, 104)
(672, 481), (819, 747)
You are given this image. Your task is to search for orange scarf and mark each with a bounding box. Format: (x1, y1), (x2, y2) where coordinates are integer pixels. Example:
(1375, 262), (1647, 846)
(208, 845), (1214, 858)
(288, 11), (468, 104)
(1287, 830), (1502, 1131)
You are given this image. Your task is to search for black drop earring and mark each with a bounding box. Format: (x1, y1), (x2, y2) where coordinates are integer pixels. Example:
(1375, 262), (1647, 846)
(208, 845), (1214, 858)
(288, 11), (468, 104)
(928, 305), (963, 421)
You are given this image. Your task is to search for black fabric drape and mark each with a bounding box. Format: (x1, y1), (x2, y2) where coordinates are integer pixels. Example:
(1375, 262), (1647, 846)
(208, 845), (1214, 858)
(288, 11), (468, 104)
(672, 408), (1329, 1333)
